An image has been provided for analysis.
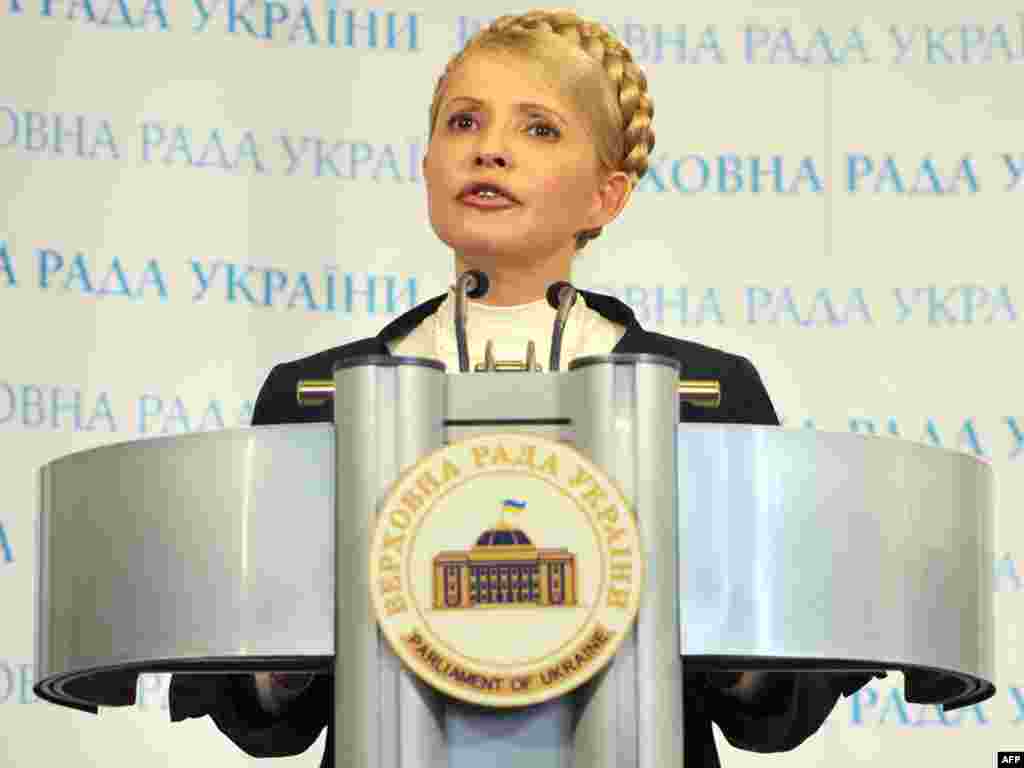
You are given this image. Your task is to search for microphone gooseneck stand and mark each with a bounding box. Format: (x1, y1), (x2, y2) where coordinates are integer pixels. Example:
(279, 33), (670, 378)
(451, 276), (578, 373)
(453, 270), (490, 373)
(546, 280), (578, 372)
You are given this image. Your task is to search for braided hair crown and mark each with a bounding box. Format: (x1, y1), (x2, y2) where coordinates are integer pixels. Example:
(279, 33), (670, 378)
(428, 9), (656, 250)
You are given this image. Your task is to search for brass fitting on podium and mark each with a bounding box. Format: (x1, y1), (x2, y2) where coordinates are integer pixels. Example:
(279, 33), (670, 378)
(677, 379), (721, 409)
(297, 378), (720, 408)
(296, 380), (335, 407)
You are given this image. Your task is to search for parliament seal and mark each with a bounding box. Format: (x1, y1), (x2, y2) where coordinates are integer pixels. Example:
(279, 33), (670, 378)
(369, 433), (645, 708)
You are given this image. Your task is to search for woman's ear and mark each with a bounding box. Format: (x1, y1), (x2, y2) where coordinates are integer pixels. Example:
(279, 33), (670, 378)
(589, 170), (632, 229)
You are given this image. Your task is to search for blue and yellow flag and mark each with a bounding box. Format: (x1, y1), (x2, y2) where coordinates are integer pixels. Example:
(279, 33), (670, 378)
(502, 499), (527, 514)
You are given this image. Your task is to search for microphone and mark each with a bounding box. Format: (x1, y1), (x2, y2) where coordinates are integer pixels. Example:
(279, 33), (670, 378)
(545, 281), (578, 371)
(454, 270), (490, 372)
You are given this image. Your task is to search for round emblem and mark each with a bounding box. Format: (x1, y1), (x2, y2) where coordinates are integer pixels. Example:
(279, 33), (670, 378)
(369, 433), (645, 708)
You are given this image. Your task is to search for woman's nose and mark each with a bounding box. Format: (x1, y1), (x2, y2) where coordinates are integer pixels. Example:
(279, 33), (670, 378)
(476, 152), (508, 168)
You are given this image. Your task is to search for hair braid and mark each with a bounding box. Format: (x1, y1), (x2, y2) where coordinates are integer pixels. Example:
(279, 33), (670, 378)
(429, 9), (656, 250)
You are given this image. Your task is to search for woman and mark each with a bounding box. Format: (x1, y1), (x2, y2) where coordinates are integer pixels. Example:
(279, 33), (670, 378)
(169, 9), (876, 766)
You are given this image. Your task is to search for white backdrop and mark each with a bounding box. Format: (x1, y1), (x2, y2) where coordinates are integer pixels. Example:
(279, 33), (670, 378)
(1, 0), (1021, 765)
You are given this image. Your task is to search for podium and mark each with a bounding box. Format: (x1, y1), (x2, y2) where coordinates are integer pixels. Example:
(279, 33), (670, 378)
(35, 354), (995, 767)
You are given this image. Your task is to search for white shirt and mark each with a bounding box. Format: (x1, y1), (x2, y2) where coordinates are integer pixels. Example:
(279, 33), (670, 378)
(386, 289), (626, 371)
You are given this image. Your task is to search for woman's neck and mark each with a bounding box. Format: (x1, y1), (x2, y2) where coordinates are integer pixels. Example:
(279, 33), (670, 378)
(454, 253), (572, 306)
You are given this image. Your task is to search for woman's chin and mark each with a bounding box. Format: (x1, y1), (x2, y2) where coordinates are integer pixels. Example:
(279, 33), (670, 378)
(446, 232), (532, 261)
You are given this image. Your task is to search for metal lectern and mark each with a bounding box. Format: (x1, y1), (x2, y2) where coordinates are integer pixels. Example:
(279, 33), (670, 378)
(36, 355), (995, 768)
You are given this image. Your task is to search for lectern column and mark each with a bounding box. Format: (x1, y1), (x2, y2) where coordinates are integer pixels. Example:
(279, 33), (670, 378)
(568, 355), (684, 768)
(333, 357), (448, 768)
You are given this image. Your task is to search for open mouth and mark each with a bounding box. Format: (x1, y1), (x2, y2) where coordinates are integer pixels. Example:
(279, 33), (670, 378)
(461, 193), (518, 209)
(459, 181), (519, 208)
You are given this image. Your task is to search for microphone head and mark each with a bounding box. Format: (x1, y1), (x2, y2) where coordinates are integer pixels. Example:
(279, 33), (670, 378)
(465, 269), (490, 299)
(545, 281), (576, 310)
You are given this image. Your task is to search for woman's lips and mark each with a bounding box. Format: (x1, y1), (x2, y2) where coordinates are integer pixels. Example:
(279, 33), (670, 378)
(460, 193), (518, 209)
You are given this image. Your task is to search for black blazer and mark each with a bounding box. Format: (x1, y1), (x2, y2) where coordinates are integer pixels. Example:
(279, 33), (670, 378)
(169, 291), (869, 767)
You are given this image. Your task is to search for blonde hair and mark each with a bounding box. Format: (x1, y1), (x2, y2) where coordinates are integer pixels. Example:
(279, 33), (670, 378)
(427, 9), (656, 251)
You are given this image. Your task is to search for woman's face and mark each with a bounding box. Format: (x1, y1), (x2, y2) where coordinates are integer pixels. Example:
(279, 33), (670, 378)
(423, 51), (623, 274)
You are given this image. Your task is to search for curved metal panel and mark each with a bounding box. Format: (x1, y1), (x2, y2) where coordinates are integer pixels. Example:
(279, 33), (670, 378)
(679, 425), (994, 708)
(35, 425), (337, 709)
(35, 425), (995, 711)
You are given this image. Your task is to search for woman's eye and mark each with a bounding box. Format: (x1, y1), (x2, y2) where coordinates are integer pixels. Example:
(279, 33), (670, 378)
(527, 122), (560, 139)
(448, 114), (477, 131)
(446, 114), (559, 139)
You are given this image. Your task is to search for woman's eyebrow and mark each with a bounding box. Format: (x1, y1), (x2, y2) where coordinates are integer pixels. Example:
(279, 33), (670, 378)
(445, 97), (568, 126)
